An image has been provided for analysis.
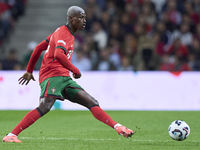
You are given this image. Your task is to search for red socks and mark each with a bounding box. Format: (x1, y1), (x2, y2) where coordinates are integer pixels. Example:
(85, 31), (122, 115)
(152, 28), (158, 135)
(11, 108), (42, 136)
(90, 106), (117, 128)
(11, 106), (117, 136)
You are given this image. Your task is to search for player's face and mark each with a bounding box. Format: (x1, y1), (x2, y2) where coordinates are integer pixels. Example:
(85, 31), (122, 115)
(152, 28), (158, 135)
(73, 13), (86, 30)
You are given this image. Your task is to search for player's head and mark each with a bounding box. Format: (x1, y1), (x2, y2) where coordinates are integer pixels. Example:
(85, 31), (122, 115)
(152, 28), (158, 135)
(67, 6), (86, 32)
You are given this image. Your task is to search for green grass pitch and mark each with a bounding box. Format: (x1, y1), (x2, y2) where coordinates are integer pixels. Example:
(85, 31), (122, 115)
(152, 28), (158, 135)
(0, 110), (199, 150)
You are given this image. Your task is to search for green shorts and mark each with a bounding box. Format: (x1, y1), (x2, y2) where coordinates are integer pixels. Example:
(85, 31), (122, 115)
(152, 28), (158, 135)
(40, 76), (84, 101)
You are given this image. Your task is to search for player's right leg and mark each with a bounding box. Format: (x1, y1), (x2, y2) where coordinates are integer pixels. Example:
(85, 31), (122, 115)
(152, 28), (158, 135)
(2, 76), (70, 143)
(2, 97), (56, 143)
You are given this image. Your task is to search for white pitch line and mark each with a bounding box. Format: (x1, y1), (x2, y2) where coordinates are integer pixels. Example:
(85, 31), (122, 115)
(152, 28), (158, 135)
(1, 136), (199, 143)
(19, 136), (163, 142)
(17, 137), (200, 143)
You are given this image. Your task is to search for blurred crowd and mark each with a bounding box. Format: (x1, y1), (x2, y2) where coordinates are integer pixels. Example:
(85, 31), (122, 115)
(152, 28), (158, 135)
(1, 0), (200, 71)
(0, 0), (26, 70)
(0, 0), (26, 46)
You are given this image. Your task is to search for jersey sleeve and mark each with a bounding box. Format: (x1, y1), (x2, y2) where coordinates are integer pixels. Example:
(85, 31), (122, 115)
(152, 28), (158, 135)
(45, 33), (53, 44)
(54, 31), (70, 54)
(52, 29), (79, 74)
(54, 48), (80, 75)
(26, 36), (50, 73)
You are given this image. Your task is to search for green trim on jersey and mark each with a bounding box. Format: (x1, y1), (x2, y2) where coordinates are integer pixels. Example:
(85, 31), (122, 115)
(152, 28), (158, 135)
(45, 38), (49, 43)
(52, 58), (55, 62)
(55, 46), (67, 54)
(65, 25), (74, 36)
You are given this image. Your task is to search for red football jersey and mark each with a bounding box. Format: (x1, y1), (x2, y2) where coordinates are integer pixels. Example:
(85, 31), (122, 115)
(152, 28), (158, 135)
(39, 25), (76, 83)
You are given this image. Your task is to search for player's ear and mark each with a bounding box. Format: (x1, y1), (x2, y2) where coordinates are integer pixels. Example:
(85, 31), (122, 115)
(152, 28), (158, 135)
(68, 16), (73, 23)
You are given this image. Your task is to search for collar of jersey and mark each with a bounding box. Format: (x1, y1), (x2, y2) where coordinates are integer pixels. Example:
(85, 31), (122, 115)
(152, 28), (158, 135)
(65, 24), (75, 36)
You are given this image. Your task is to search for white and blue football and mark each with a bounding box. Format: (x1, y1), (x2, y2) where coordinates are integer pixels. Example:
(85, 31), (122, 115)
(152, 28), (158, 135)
(168, 120), (190, 141)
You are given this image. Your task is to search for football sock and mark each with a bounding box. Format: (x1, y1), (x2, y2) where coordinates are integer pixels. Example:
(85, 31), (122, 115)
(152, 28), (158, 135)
(90, 106), (117, 128)
(11, 108), (43, 136)
(7, 133), (17, 137)
(114, 123), (122, 129)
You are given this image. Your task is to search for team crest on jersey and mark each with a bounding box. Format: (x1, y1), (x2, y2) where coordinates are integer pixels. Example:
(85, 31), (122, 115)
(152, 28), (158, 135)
(51, 88), (56, 93)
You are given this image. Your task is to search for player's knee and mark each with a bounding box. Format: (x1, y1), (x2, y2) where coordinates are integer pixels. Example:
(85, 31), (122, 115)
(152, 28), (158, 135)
(39, 97), (55, 114)
(92, 98), (99, 106)
(38, 105), (51, 114)
(89, 97), (99, 107)
(43, 105), (52, 114)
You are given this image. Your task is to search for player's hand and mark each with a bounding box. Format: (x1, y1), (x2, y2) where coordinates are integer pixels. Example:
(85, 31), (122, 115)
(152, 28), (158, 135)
(73, 72), (81, 79)
(18, 72), (35, 85)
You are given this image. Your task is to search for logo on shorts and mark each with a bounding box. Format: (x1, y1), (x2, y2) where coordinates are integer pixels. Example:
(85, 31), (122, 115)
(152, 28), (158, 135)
(51, 88), (56, 93)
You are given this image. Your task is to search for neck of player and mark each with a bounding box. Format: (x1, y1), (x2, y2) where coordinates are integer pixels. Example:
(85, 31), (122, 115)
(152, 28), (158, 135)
(67, 24), (77, 34)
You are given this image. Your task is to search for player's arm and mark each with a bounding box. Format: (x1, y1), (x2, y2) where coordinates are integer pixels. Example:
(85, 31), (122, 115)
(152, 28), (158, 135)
(26, 40), (48, 73)
(54, 48), (81, 79)
(18, 72), (35, 85)
(18, 40), (48, 85)
(26, 34), (52, 73)
(19, 34), (52, 85)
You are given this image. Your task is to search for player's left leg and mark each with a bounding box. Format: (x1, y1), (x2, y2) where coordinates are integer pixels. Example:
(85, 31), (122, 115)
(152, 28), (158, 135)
(72, 90), (117, 127)
(71, 90), (134, 138)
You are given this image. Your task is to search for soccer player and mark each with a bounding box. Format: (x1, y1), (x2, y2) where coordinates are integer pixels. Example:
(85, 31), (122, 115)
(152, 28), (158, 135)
(2, 6), (134, 143)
